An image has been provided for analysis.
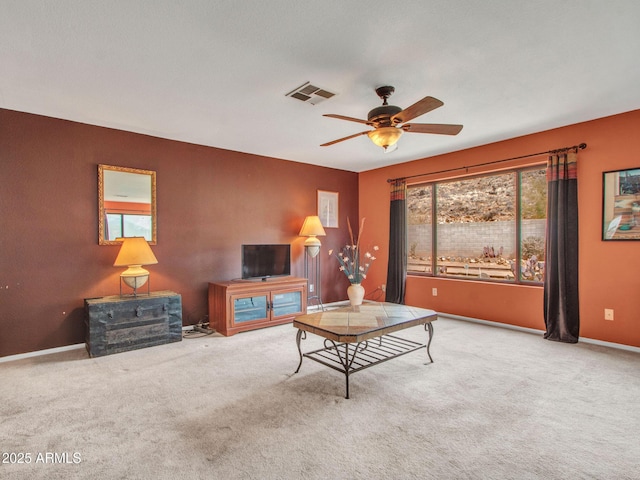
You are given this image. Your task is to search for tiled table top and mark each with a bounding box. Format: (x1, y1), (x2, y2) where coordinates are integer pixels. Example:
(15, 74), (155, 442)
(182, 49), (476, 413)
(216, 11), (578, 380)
(293, 302), (437, 343)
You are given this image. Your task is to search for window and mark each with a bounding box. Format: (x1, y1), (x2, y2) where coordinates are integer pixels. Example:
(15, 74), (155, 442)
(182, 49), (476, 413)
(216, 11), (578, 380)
(407, 167), (546, 284)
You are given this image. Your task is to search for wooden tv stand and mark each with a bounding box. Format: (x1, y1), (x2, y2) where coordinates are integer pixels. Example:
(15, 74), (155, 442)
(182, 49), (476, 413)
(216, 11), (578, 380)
(208, 276), (307, 336)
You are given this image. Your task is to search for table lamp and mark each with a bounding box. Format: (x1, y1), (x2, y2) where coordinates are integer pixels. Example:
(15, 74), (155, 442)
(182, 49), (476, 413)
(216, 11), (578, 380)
(299, 215), (326, 257)
(114, 237), (158, 296)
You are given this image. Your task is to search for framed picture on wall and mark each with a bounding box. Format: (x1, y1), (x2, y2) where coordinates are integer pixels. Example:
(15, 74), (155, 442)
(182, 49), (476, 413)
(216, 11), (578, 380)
(602, 167), (640, 240)
(318, 190), (339, 228)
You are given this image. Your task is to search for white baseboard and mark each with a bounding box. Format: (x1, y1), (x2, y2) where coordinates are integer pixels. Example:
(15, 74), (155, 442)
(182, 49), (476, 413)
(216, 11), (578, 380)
(0, 326), (196, 364)
(0, 343), (86, 364)
(441, 313), (640, 354)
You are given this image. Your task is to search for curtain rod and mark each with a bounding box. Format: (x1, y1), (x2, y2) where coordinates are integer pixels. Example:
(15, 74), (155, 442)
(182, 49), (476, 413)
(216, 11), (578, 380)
(387, 142), (587, 183)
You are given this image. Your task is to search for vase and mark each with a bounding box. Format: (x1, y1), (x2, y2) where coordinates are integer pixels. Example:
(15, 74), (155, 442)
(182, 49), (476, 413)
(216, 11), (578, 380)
(347, 283), (365, 306)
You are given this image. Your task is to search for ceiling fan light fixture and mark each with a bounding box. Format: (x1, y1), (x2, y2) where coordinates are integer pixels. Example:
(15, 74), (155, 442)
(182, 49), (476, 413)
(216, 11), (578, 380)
(367, 127), (403, 149)
(321, 87), (461, 150)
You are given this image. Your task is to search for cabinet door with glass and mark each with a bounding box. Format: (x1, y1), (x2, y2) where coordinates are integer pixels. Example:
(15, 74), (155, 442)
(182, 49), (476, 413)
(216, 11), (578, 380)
(231, 293), (269, 324)
(271, 287), (304, 320)
(209, 277), (307, 336)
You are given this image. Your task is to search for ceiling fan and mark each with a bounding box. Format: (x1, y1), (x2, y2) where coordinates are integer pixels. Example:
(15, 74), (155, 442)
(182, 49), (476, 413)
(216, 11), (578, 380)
(321, 86), (463, 152)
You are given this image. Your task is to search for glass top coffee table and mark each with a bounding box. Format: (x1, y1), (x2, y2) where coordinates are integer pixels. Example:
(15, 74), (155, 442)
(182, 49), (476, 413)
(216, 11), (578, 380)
(293, 302), (437, 398)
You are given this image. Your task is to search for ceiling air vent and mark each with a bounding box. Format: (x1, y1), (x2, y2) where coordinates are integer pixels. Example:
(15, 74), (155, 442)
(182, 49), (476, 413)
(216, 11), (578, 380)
(285, 82), (336, 105)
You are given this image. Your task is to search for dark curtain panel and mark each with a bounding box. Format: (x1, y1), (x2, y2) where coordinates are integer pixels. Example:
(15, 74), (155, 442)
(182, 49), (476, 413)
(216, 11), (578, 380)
(386, 179), (407, 304)
(544, 151), (580, 343)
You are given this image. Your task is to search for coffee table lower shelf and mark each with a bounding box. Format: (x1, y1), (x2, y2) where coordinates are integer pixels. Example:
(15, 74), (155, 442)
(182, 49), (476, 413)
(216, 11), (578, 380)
(295, 327), (433, 399)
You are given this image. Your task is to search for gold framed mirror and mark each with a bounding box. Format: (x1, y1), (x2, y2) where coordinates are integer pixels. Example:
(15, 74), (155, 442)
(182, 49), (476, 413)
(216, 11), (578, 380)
(98, 164), (157, 245)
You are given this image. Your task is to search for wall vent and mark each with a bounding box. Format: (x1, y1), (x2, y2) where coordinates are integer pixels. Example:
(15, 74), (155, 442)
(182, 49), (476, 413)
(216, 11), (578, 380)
(285, 82), (336, 105)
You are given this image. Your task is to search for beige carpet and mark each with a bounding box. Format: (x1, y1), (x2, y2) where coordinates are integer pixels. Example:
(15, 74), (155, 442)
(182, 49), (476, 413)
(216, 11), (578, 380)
(1, 317), (639, 479)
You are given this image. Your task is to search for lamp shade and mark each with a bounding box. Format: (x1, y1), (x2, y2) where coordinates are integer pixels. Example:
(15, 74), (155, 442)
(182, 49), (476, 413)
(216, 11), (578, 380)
(367, 126), (403, 149)
(114, 237), (158, 267)
(299, 215), (326, 238)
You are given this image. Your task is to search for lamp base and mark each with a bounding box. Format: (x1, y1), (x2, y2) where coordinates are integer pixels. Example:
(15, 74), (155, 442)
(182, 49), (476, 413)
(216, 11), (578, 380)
(304, 237), (321, 258)
(304, 246), (324, 311)
(120, 274), (151, 297)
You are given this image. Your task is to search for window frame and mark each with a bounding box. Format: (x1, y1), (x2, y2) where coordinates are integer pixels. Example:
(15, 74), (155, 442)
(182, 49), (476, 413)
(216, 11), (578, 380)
(406, 165), (546, 286)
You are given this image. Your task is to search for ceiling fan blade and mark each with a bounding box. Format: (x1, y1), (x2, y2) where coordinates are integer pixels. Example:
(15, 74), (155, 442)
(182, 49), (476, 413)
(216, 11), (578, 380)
(402, 123), (463, 135)
(320, 130), (370, 147)
(323, 114), (370, 125)
(392, 96), (444, 124)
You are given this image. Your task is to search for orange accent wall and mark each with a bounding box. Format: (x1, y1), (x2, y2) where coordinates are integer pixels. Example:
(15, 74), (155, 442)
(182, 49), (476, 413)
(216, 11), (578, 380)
(359, 109), (640, 348)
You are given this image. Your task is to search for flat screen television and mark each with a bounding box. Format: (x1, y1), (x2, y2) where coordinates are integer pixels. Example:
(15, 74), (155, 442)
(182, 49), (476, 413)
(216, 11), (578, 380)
(241, 244), (291, 280)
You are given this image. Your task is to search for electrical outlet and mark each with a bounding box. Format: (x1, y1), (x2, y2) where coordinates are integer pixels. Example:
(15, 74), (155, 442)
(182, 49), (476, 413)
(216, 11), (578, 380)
(604, 308), (614, 321)
(381, 284), (386, 292)
(309, 284), (314, 293)
(432, 288), (438, 297)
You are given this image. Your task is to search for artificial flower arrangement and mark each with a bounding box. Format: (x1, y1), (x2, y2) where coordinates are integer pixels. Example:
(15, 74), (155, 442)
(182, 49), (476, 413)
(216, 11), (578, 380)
(329, 217), (379, 284)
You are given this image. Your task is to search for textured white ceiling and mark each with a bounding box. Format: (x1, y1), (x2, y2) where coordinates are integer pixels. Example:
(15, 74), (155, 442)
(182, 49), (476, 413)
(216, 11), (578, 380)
(2, 1), (640, 172)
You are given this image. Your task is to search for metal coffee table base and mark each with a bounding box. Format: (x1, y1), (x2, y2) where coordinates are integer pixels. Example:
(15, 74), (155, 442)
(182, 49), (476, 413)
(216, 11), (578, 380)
(295, 323), (434, 399)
